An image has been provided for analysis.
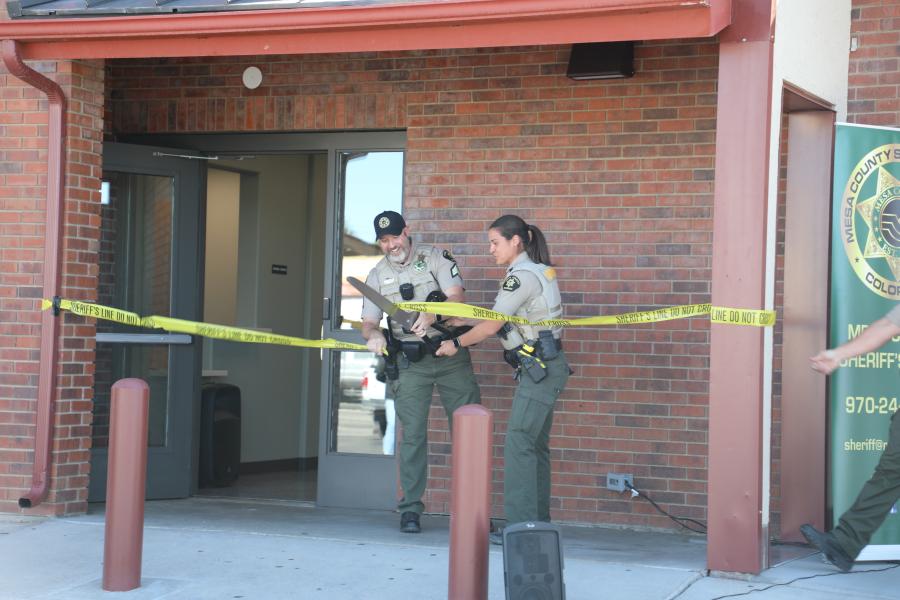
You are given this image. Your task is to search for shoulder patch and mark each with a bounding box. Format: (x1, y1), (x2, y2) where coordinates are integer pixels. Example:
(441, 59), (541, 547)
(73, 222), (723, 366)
(543, 267), (557, 281)
(450, 263), (460, 278)
(502, 275), (521, 292)
(442, 249), (456, 262)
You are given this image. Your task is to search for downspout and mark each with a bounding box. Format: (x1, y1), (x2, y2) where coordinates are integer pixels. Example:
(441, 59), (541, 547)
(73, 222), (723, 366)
(1, 39), (67, 509)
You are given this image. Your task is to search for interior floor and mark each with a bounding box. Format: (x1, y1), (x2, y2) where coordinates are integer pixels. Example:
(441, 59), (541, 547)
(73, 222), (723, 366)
(196, 469), (317, 503)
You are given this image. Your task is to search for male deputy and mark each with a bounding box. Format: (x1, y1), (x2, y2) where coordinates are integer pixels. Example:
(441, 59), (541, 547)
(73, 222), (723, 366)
(802, 304), (900, 571)
(361, 211), (481, 533)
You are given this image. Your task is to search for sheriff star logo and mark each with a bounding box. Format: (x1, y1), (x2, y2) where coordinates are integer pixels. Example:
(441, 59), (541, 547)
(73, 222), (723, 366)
(502, 275), (521, 292)
(842, 144), (900, 298)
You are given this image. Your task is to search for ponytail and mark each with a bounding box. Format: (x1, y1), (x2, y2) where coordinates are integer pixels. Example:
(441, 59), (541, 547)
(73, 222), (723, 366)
(489, 214), (553, 266)
(525, 223), (552, 266)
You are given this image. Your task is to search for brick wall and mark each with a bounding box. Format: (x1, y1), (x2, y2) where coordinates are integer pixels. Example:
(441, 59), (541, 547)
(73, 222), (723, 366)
(0, 58), (104, 515)
(0, 0), (882, 532)
(92, 180), (118, 449)
(848, 0), (900, 127)
(107, 42), (718, 528)
(768, 111), (789, 540)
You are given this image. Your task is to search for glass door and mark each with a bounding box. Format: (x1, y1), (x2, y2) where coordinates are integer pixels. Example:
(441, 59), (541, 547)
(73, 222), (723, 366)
(318, 135), (405, 509)
(89, 143), (203, 501)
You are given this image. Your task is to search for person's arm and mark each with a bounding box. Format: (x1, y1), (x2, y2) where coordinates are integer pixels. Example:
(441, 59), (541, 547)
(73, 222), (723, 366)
(810, 317), (900, 375)
(434, 319), (504, 356)
(443, 284), (465, 304)
(435, 271), (539, 356)
(411, 247), (465, 335)
(362, 318), (387, 354)
(411, 283), (466, 335)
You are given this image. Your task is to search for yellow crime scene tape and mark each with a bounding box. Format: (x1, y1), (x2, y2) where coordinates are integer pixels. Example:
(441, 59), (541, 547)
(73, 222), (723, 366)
(396, 301), (776, 328)
(42, 296), (775, 354)
(40, 298), (370, 351)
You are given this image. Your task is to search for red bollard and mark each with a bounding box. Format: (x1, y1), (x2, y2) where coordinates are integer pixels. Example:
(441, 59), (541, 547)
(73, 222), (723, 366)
(448, 405), (493, 600)
(102, 378), (149, 592)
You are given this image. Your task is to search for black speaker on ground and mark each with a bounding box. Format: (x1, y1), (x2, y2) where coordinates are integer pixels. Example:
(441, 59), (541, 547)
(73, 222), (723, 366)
(503, 521), (565, 600)
(566, 41), (635, 80)
(199, 382), (241, 488)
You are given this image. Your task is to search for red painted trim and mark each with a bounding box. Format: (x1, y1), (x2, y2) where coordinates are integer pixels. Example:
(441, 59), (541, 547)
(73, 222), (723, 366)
(0, 39), (67, 510)
(719, 0), (775, 43)
(707, 37), (774, 574)
(0, 0), (732, 59)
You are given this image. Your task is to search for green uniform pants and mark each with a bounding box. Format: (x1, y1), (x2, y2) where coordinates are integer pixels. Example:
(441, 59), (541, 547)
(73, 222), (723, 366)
(833, 408), (900, 558)
(504, 350), (570, 525)
(393, 348), (481, 515)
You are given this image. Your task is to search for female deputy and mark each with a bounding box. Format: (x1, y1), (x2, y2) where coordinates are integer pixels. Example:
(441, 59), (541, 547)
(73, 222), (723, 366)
(436, 214), (570, 527)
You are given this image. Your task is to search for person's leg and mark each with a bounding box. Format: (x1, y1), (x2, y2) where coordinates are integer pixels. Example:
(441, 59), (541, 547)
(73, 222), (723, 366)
(433, 348), (481, 431)
(536, 354), (568, 522)
(535, 409), (555, 522)
(832, 410), (900, 558)
(393, 365), (434, 516)
(504, 375), (557, 525)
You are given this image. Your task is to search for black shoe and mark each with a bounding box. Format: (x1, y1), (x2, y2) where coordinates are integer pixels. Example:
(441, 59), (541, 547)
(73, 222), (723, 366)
(400, 511), (421, 534)
(800, 524), (854, 572)
(489, 532), (503, 546)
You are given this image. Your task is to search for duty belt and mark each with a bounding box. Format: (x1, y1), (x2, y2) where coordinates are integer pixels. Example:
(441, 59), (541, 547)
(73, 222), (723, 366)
(522, 337), (562, 362)
(502, 337), (562, 369)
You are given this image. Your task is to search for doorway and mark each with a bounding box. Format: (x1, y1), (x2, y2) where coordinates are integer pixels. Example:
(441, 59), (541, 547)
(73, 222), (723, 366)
(91, 132), (405, 510)
(195, 154), (326, 504)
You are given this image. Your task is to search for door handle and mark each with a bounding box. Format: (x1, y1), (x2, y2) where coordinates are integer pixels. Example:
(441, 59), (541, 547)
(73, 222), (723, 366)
(322, 297), (331, 321)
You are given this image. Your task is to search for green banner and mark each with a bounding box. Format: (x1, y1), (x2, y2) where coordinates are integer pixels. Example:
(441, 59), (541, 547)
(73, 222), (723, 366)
(829, 123), (900, 556)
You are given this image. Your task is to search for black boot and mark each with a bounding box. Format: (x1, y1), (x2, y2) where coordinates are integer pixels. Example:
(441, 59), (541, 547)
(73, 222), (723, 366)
(400, 511), (421, 533)
(800, 524), (854, 572)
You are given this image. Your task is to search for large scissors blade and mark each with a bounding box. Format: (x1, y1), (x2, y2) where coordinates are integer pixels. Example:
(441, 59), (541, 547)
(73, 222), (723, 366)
(347, 276), (419, 330)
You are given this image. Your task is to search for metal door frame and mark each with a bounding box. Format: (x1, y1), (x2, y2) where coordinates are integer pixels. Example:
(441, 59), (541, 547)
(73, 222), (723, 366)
(90, 142), (204, 501)
(116, 131), (406, 509)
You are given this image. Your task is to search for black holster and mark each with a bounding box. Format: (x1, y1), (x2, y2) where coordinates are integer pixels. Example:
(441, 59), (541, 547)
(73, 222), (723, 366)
(381, 324), (401, 380)
(383, 353), (400, 381)
(518, 351), (547, 382)
(536, 330), (560, 360)
(401, 341), (426, 362)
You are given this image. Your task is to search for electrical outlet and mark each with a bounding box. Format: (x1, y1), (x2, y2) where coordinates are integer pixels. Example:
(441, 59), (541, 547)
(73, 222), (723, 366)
(606, 473), (633, 493)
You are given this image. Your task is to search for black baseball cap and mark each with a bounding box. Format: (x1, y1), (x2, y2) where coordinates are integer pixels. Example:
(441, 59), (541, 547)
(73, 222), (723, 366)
(373, 210), (406, 239)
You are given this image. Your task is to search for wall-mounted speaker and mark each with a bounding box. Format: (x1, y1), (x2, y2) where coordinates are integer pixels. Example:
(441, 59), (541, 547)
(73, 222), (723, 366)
(566, 41), (635, 80)
(503, 521), (565, 600)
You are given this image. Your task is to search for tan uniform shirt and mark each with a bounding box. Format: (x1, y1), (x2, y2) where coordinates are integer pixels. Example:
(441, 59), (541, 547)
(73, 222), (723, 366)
(361, 240), (462, 340)
(492, 255), (544, 320)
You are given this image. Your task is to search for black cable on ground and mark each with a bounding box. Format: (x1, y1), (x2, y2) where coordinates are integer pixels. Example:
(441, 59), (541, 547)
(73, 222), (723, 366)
(620, 483), (899, 599)
(624, 482), (708, 534)
(705, 563), (900, 600)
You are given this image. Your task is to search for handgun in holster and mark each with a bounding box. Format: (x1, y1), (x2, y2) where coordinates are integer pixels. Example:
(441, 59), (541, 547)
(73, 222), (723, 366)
(516, 343), (547, 383)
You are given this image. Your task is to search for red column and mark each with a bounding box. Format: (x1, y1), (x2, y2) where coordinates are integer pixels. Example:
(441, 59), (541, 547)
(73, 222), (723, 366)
(707, 0), (776, 575)
(102, 378), (150, 592)
(448, 405), (493, 600)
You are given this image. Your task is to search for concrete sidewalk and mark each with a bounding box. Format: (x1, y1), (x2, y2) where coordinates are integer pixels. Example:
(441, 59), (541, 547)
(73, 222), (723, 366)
(0, 497), (897, 599)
